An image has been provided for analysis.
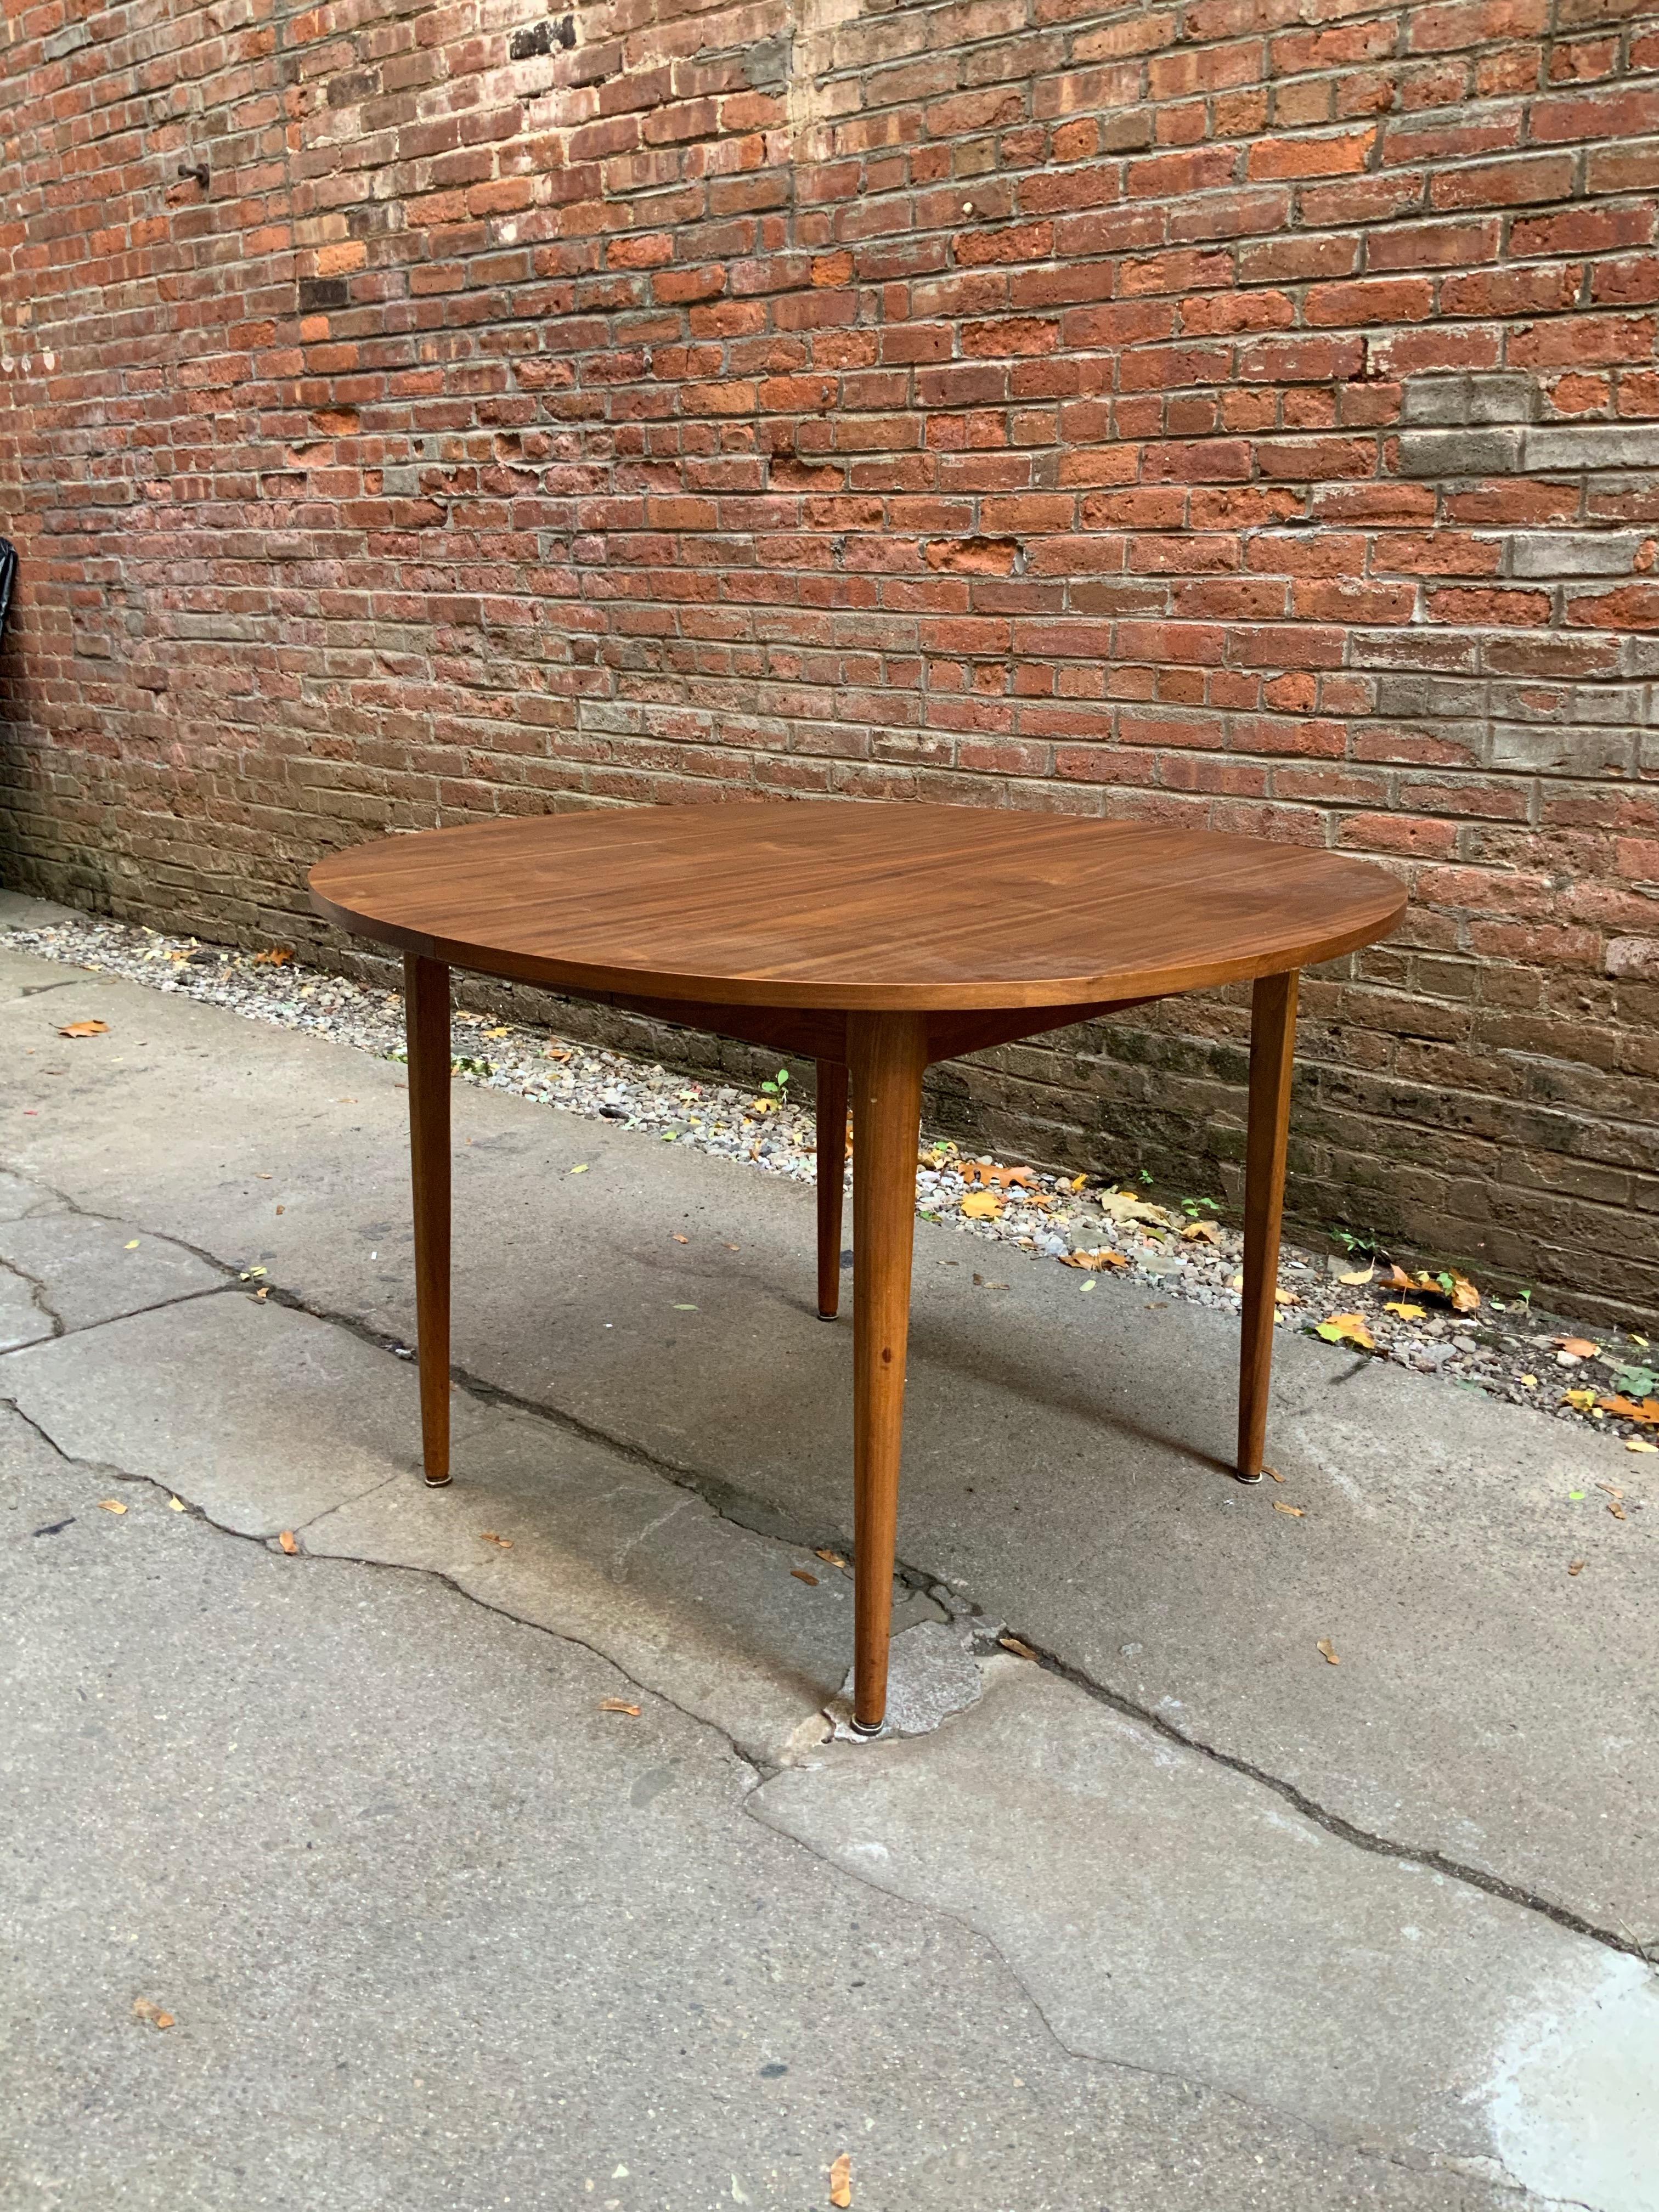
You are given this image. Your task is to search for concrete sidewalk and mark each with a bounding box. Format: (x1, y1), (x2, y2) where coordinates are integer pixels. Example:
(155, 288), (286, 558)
(1, 895), (1654, 2212)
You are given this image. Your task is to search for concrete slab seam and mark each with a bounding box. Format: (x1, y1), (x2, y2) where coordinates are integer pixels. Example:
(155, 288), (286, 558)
(2, 1166), (1650, 1980)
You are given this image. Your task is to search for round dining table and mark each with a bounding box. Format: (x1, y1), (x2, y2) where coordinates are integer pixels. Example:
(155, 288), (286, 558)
(311, 801), (1406, 1733)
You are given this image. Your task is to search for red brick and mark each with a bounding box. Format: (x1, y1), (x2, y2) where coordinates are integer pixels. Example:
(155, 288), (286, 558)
(9, 0), (1659, 1331)
(1246, 125), (1376, 179)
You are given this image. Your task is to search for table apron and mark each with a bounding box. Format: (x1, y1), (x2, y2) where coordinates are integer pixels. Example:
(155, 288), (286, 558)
(522, 985), (1159, 1069)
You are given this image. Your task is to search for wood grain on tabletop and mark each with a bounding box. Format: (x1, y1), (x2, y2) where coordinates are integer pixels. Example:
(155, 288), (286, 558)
(309, 801), (1406, 1011)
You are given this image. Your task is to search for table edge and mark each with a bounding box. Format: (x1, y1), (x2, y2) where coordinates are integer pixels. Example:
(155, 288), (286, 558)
(308, 881), (1408, 1013)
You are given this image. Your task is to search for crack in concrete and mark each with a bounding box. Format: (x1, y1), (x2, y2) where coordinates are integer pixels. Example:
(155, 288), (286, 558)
(0, 1254), (64, 1341)
(0, 1387), (1555, 2204)
(2, 1165), (1651, 1984)
(608, 1491), (694, 1582)
(0, 1279), (242, 1358)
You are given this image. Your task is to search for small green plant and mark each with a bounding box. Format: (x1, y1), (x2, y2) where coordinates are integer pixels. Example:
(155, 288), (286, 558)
(1333, 1227), (1381, 1259)
(760, 1066), (791, 1103)
(452, 1053), (494, 1078)
(1180, 1195), (1220, 1218)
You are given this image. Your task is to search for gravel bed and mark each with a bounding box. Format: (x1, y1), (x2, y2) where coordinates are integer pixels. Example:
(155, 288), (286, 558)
(7, 909), (1656, 1458)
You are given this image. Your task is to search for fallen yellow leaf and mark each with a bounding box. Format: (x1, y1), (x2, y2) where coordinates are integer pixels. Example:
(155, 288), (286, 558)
(1316, 1313), (1375, 1351)
(1182, 1218), (1222, 1243)
(1561, 1389), (1598, 1412)
(1627, 1439), (1658, 1454)
(1338, 1265), (1375, 1286)
(278, 1530), (297, 1554)
(1317, 1639), (1340, 1666)
(960, 1188), (1001, 1219)
(97, 1498), (128, 1515)
(59, 1019), (109, 1037)
(1274, 1287), (1300, 1305)
(124, 1239), (140, 1250)
(829, 2153), (853, 2207)
(168, 1496), (185, 1511)
(600, 1698), (642, 1716)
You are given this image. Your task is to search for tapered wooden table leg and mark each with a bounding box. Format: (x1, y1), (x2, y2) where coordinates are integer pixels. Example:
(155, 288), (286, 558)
(1238, 970), (1299, 1481)
(847, 1013), (928, 1733)
(815, 1059), (848, 1321)
(405, 953), (452, 1487)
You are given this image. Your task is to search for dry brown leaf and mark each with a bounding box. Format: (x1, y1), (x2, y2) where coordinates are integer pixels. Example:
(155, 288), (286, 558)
(814, 1547), (848, 1569)
(59, 1019), (109, 1037)
(478, 1531), (514, 1550)
(278, 1530), (297, 1555)
(1272, 1500), (1305, 1517)
(253, 946), (293, 966)
(961, 1161), (1035, 1189)
(1317, 1639), (1341, 1666)
(1181, 1218), (1222, 1244)
(1567, 1559), (1585, 1576)
(132, 1996), (175, 2029)
(97, 1498), (128, 1515)
(1381, 1265), (1415, 1290)
(544, 1044), (572, 1062)
(1558, 1336), (1600, 1359)
(791, 1568), (820, 1586)
(672, 1232), (690, 1244)
(998, 1634), (1040, 1662)
(599, 1698), (642, 1716)
(829, 2153), (852, 2207)
(1447, 1273), (1480, 1314)
(1274, 1286), (1300, 1306)
(1265, 1465), (1285, 1483)
(1600, 1393), (1659, 1425)
(1609, 1499), (1627, 1521)
(1098, 1188), (1170, 1228)
(1059, 1248), (1128, 1272)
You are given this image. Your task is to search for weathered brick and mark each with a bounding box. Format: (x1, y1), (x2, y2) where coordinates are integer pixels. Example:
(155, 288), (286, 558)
(4, 0), (1659, 1326)
(1394, 428), (1524, 476)
(1508, 532), (1645, 577)
(1400, 373), (1541, 426)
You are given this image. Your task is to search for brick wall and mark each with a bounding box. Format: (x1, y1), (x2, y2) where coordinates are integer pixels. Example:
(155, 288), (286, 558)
(2, 0), (1657, 1324)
